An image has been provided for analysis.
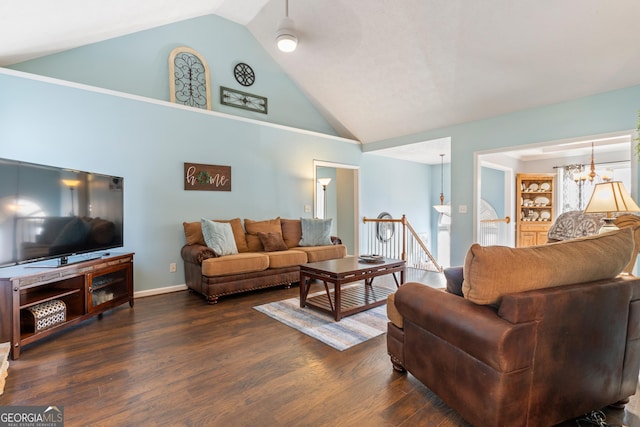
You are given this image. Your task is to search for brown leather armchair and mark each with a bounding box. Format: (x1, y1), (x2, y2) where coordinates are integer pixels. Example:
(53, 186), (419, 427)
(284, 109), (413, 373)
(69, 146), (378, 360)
(388, 275), (640, 426)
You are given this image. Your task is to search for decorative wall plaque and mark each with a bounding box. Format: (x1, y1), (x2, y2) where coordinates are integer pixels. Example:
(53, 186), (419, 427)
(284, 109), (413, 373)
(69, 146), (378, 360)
(220, 86), (268, 114)
(234, 63), (255, 86)
(184, 163), (231, 192)
(169, 47), (212, 110)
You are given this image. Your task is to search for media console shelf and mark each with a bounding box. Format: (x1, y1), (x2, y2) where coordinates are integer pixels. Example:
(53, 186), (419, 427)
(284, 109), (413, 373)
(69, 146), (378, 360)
(0, 253), (134, 359)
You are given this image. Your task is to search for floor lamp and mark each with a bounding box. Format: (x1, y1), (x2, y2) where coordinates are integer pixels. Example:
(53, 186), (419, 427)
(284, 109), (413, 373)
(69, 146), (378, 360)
(318, 178), (332, 219)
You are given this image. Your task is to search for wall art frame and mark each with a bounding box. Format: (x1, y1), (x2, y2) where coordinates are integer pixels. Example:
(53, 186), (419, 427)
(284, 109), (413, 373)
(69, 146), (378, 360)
(169, 47), (212, 110)
(184, 163), (231, 192)
(220, 86), (268, 114)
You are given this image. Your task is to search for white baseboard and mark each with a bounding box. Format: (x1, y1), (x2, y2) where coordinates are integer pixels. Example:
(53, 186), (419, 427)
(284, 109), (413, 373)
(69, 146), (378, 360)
(134, 284), (188, 299)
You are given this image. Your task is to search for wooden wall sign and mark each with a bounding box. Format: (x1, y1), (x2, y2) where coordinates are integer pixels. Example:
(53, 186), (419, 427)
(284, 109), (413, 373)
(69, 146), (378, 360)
(184, 163), (231, 191)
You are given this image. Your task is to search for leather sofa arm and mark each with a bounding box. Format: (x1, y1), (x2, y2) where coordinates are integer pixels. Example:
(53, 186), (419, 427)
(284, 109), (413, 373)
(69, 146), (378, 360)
(395, 282), (536, 372)
(180, 244), (217, 265)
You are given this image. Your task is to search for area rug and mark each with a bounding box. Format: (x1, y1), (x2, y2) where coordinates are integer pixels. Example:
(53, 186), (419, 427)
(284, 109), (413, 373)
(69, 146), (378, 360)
(0, 342), (9, 396)
(254, 293), (388, 351)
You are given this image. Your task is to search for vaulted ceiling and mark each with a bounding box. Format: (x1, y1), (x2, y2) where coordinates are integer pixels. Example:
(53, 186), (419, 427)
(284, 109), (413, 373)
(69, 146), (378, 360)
(2, 0), (640, 158)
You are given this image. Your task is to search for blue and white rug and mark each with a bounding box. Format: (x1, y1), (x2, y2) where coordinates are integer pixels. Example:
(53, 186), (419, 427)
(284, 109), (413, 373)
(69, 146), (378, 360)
(254, 293), (388, 351)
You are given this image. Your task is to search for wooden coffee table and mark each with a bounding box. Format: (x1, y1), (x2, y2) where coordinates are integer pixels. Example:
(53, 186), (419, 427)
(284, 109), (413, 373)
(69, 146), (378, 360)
(299, 257), (406, 321)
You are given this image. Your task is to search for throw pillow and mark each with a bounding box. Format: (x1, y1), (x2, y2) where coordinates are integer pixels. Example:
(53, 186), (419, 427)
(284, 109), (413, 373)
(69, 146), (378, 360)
(298, 218), (333, 247)
(443, 266), (464, 296)
(280, 218), (303, 248)
(244, 218), (282, 252)
(183, 221), (205, 245)
(257, 232), (288, 252)
(183, 218), (248, 252)
(200, 218), (238, 256)
(461, 227), (634, 306)
(216, 218), (249, 253)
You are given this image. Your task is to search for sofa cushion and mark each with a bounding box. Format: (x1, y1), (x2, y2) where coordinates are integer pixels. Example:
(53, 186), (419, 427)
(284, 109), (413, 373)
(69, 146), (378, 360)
(245, 218), (282, 252)
(266, 250), (308, 268)
(281, 218), (303, 248)
(258, 231), (288, 252)
(293, 244), (347, 262)
(201, 219), (238, 256)
(462, 227), (634, 306)
(183, 218), (248, 252)
(201, 253), (269, 276)
(299, 218), (333, 246)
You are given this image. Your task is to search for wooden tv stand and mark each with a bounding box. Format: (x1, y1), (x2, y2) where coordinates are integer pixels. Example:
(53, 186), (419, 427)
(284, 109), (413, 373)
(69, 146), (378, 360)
(0, 253), (134, 359)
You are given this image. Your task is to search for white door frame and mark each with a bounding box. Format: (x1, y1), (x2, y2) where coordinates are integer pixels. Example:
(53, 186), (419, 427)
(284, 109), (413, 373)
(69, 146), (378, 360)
(314, 160), (360, 256)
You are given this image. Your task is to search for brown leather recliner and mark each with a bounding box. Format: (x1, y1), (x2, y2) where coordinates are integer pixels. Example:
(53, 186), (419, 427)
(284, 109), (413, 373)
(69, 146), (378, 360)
(387, 229), (640, 426)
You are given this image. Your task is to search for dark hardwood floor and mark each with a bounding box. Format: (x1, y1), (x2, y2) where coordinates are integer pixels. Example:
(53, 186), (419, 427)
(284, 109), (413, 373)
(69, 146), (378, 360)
(1, 270), (639, 426)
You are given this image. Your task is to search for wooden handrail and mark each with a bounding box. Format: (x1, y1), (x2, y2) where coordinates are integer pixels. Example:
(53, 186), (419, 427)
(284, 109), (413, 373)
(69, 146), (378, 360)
(480, 216), (511, 224)
(362, 216), (404, 223)
(363, 214), (442, 273)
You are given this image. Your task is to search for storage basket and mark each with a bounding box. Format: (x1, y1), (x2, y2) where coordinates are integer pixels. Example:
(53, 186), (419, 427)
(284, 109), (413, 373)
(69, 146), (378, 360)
(22, 300), (67, 333)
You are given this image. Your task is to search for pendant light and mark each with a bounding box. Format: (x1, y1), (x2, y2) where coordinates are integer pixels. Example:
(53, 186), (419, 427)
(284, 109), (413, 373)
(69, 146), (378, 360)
(433, 154), (451, 215)
(276, 0), (298, 53)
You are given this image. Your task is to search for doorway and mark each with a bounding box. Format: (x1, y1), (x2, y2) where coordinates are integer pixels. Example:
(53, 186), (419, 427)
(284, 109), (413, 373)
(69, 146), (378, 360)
(314, 160), (359, 255)
(474, 130), (635, 245)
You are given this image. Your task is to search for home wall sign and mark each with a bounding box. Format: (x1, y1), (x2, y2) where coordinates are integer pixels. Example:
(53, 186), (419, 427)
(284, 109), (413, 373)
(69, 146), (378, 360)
(220, 86), (268, 114)
(169, 47), (212, 110)
(184, 163), (231, 191)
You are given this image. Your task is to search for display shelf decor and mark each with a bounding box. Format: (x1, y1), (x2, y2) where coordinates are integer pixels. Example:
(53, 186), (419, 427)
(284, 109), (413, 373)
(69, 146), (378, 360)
(220, 86), (268, 114)
(184, 163), (231, 192)
(169, 47), (212, 110)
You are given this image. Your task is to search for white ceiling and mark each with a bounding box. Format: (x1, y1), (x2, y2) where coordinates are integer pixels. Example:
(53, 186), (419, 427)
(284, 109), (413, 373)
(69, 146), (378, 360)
(2, 0), (640, 164)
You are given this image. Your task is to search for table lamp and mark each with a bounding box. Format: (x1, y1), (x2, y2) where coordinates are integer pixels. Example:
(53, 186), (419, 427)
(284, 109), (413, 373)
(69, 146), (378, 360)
(583, 181), (640, 233)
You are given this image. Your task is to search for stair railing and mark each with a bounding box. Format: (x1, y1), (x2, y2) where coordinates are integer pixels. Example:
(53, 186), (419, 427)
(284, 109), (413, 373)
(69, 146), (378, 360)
(362, 214), (442, 272)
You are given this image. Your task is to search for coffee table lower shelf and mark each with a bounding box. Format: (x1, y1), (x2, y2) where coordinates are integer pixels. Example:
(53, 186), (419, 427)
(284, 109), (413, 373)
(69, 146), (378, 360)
(305, 285), (395, 319)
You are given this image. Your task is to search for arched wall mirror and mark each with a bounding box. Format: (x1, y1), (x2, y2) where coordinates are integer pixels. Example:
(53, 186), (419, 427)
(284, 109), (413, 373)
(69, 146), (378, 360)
(314, 160), (359, 256)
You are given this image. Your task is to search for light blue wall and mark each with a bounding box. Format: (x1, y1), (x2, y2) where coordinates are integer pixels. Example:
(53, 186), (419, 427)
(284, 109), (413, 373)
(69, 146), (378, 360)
(9, 14), (338, 137)
(5, 11), (640, 276)
(0, 70), (361, 291)
(366, 84), (640, 265)
(430, 162), (451, 260)
(360, 154), (433, 251)
(0, 14), (440, 292)
(481, 167), (505, 217)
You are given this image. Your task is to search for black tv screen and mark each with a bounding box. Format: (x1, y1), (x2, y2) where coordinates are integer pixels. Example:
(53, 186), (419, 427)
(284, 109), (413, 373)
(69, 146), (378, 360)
(0, 158), (124, 267)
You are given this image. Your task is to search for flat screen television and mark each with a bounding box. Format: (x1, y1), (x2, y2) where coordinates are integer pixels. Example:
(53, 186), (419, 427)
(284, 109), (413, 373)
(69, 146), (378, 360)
(0, 157), (124, 267)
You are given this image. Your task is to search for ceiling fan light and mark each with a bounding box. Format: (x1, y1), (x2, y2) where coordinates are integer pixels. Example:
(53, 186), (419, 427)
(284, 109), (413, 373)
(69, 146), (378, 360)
(276, 16), (297, 52)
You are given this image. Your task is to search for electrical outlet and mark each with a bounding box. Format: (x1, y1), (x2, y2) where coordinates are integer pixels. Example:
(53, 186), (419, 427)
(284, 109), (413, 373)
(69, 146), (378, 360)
(169, 262), (177, 273)
(304, 204), (311, 213)
(458, 205), (468, 214)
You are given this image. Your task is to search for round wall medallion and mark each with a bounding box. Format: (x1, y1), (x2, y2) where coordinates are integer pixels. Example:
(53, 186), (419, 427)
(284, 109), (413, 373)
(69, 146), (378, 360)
(234, 63), (255, 86)
(376, 212), (395, 243)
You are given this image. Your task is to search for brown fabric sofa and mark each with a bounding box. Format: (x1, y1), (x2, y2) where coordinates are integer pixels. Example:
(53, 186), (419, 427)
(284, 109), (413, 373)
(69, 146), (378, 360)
(387, 228), (640, 426)
(181, 217), (346, 304)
